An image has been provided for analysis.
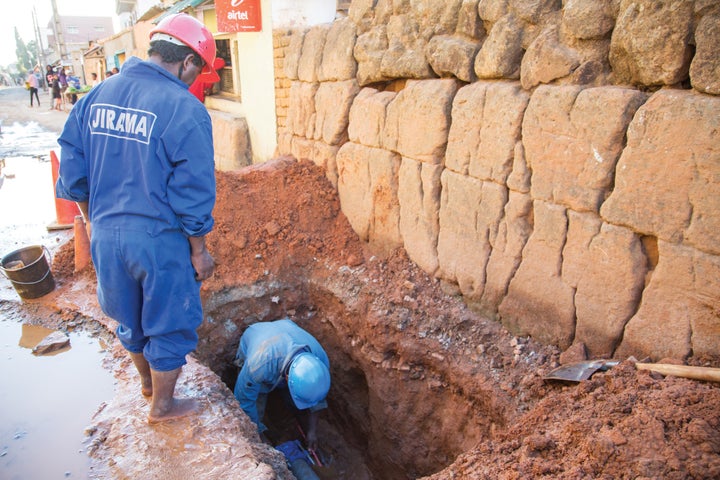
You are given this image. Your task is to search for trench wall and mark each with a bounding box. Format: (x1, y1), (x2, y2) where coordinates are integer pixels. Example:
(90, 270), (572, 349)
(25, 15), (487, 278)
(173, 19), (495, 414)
(273, 0), (720, 362)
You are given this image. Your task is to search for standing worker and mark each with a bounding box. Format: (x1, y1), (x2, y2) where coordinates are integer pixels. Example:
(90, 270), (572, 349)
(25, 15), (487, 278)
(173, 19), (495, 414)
(234, 318), (331, 450)
(55, 13), (219, 424)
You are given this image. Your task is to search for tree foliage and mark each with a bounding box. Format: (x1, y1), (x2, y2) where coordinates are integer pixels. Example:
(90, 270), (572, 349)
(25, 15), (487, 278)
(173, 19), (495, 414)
(14, 27), (33, 73)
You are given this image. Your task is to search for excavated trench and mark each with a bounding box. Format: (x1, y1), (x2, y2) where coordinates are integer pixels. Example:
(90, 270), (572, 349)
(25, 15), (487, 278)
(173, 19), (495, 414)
(194, 278), (521, 480)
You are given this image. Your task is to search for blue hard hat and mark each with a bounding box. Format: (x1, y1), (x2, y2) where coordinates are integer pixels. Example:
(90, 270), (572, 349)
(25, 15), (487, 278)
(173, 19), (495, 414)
(287, 352), (331, 410)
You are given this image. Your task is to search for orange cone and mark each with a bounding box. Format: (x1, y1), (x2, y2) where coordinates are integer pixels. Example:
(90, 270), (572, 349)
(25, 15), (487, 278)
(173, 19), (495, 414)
(47, 150), (80, 231)
(73, 215), (91, 273)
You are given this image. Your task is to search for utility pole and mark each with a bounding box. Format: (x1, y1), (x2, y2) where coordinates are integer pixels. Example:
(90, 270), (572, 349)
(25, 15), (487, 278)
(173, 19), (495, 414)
(50, 0), (67, 63)
(32, 6), (48, 89)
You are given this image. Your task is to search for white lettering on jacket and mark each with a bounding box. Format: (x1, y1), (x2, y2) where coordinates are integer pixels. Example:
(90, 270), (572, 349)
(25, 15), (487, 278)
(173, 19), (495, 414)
(89, 104), (156, 145)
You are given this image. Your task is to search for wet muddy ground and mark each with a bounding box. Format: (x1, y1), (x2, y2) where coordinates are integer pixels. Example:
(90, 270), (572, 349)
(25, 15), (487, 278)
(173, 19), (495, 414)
(1, 85), (719, 479)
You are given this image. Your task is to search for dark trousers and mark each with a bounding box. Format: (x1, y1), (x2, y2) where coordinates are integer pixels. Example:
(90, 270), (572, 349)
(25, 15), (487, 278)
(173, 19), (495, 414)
(29, 87), (39, 106)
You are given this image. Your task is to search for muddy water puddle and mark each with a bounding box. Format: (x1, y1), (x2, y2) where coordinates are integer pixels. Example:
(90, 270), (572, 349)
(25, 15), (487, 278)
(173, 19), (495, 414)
(0, 321), (114, 479)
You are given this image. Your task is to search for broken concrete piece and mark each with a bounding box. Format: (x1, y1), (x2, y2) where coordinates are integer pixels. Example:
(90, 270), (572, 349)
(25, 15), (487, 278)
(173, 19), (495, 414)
(32, 331), (70, 355)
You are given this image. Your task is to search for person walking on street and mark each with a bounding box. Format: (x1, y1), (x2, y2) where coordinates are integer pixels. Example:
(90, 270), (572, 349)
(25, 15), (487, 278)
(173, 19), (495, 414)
(26, 68), (40, 107)
(233, 318), (331, 451)
(55, 13), (219, 424)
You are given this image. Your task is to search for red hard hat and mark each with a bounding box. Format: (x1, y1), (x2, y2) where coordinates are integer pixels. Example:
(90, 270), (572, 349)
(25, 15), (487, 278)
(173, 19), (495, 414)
(150, 13), (219, 82)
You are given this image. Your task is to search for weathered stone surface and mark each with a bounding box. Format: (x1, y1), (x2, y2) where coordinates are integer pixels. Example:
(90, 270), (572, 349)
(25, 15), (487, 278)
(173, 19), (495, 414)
(600, 89), (720, 254)
(381, 14), (435, 79)
(354, 26), (391, 86)
(479, 191), (533, 316)
(524, 85), (646, 213)
(275, 130), (293, 157)
(690, 13), (720, 95)
(319, 17), (358, 82)
(297, 24), (330, 83)
(314, 80), (360, 145)
(348, 0), (377, 34)
(478, 0), (509, 23)
(210, 111), (251, 171)
(562, 0), (616, 40)
(563, 214), (647, 358)
(426, 34), (482, 82)
(616, 241), (720, 361)
(283, 29), (306, 80)
(348, 87), (397, 149)
(413, 0), (465, 38)
(336, 142), (402, 253)
(399, 157), (443, 274)
(457, 0), (484, 39)
(384, 79), (459, 164)
(437, 170), (508, 300)
(520, 25), (581, 89)
(474, 14), (524, 79)
(510, 0), (562, 24)
(32, 331), (70, 355)
(287, 81), (319, 138)
(499, 200), (576, 349)
(609, 0), (694, 86)
(506, 141), (530, 193)
(446, 81), (530, 183)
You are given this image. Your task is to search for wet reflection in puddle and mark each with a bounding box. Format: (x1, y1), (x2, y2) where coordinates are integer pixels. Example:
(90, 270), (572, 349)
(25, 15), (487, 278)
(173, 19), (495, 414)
(0, 321), (114, 479)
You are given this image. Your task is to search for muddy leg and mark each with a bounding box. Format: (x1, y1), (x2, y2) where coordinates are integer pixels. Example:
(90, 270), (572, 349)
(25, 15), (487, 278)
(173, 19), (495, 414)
(128, 352), (153, 397)
(147, 367), (199, 424)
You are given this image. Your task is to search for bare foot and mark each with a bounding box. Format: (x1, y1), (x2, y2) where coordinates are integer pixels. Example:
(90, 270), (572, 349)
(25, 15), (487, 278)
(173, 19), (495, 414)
(147, 398), (200, 424)
(140, 376), (153, 397)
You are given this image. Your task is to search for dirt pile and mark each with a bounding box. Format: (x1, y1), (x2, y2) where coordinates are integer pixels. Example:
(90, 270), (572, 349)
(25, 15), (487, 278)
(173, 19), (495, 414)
(51, 157), (720, 479)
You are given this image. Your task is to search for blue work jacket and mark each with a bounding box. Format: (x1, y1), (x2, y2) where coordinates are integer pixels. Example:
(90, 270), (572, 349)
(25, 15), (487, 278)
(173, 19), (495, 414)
(234, 319), (330, 431)
(55, 56), (215, 237)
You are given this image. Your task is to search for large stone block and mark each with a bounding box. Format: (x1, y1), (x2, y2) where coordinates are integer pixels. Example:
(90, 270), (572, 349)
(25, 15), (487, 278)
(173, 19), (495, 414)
(297, 24), (331, 83)
(287, 81), (319, 138)
(563, 214), (647, 358)
(524, 85), (646, 213)
(398, 157), (442, 275)
(283, 29), (306, 80)
(380, 14), (434, 79)
(690, 12), (720, 95)
(474, 13), (524, 79)
(479, 191), (533, 316)
(209, 111), (251, 171)
(498, 200), (576, 349)
(562, 0), (616, 40)
(384, 79), (459, 164)
(609, 0), (694, 86)
(520, 24), (581, 90)
(601, 90), (720, 254)
(354, 26), (391, 86)
(319, 17), (358, 82)
(437, 170), (508, 300)
(291, 139), (341, 188)
(426, 34), (482, 83)
(336, 142), (402, 253)
(314, 80), (360, 145)
(616, 241), (720, 361)
(348, 87), (397, 149)
(510, 0), (562, 24)
(446, 81), (530, 183)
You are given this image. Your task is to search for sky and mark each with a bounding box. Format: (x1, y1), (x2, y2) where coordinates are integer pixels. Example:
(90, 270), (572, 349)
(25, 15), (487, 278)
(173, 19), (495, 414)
(0, 0), (120, 66)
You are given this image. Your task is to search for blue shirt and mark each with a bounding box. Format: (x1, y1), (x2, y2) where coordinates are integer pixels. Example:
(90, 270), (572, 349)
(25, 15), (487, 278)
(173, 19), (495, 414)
(56, 56), (215, 237)
(234, 319), (330, 431)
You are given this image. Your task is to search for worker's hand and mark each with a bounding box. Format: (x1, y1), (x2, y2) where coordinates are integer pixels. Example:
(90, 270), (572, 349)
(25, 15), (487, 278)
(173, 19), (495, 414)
(191, 249), (215, 281)
(306, 426), (319, 452)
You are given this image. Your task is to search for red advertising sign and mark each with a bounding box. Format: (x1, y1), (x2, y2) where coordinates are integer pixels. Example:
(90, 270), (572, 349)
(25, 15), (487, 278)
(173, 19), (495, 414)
(216, 0), (262, 33)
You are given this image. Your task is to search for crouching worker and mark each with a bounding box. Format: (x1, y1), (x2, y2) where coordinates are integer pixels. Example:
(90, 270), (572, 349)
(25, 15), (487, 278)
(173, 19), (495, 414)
(233, 318), (331, 450)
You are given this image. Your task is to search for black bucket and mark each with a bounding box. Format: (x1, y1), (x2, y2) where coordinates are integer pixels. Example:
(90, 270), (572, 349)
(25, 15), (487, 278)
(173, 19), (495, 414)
(0, 245), (56, 299)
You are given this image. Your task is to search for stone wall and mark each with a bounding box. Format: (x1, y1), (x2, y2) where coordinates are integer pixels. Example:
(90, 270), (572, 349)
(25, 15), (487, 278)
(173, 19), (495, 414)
(274, 0), (720, 362)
